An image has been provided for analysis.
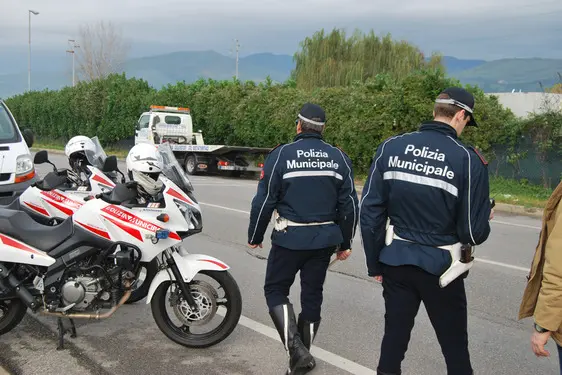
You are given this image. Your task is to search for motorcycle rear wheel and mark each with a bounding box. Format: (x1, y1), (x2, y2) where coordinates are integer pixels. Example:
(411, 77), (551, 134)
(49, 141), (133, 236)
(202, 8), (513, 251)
(150, 270), (242, 348)
(0, 298), (27, 336)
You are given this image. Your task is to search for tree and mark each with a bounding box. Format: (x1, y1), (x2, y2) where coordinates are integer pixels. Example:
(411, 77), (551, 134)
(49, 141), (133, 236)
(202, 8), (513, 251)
(76, 20), (130, 82)
(549, 83), (562, 93)
(291, 28), (444, 90)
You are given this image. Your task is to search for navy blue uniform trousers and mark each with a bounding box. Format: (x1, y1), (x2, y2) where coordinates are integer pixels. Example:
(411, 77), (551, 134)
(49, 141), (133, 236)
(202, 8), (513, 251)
(264, 244), (336, 322)
(378, 264), (472, 375)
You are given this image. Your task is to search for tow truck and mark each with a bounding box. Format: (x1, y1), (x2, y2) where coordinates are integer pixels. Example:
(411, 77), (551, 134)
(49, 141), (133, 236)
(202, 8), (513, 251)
(134, 105), (272, 177)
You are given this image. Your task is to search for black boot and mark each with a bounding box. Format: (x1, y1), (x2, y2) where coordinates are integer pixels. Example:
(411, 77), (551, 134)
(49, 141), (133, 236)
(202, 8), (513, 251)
(269, 303), (314, 374)
(298, 315), (320, 370)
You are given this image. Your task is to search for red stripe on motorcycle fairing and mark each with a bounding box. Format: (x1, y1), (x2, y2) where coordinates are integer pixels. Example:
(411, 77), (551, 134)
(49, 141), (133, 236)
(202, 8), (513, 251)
(198, 259), (228, 269)
(75, 221), (111, 240)
(166, 187), (194, 205)
(0, 234), (44, 255)
(101, 205), (181, 241)
(102, 215), (143, 242)
(45, 199), (74, 216)
(169, 232), (181, 241)
(92, 174), (115, 187)
(24, 201), (50, 217)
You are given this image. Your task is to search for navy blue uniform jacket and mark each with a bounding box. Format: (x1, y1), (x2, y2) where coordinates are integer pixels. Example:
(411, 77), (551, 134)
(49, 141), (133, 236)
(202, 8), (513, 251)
(248, 132), (359, 251)
(359, 121), (492, 277)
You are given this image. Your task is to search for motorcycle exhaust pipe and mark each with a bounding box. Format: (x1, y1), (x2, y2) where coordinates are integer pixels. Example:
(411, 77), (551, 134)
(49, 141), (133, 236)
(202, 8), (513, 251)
(0, 262), (39, 310)
(40, 280), (132, 320)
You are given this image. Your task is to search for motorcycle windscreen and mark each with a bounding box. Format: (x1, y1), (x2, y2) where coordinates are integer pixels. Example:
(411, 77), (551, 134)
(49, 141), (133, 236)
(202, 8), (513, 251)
(85, 136), (108, 170)
(157, 142), (194, 193)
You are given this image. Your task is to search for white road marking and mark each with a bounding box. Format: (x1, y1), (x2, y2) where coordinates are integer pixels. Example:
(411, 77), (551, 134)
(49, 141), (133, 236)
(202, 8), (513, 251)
(474, 258), (530, 272)
(199, 201), (534, 274)
(491, 220), (540, 230)
(200, 202), (250, 215)
(217, 308), (377, 374)
(195, 184), (251, 187)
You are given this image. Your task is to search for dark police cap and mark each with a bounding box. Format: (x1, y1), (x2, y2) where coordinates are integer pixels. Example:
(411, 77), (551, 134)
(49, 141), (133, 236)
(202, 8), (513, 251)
(435, 87), (478, 127)
(298, 103), (326, 126)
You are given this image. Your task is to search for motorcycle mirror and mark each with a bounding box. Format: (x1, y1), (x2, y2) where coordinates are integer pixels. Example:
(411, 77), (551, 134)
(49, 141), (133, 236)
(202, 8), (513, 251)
(102, 155), (118, 172)
(33, 150), (49, 164)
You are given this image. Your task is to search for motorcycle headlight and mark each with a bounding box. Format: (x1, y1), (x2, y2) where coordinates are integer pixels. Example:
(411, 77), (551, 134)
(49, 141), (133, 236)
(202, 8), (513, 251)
(174, 200), (200, 229)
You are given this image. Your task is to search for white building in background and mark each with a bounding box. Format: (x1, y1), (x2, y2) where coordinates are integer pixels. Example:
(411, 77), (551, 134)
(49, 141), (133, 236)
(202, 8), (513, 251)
(486, 91), (562, 118)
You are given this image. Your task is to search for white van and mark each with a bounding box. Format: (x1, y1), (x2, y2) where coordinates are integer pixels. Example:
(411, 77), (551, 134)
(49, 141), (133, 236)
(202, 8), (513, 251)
(0, 99), (36, 202)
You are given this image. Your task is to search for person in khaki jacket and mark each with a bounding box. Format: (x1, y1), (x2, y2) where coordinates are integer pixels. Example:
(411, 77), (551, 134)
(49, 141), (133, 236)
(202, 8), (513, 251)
(519, 179), (562, 373)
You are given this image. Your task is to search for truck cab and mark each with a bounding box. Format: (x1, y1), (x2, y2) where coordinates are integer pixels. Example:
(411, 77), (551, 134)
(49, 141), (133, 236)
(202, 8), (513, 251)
(135, 105), (201, 146)
(0, 99), (36, 203)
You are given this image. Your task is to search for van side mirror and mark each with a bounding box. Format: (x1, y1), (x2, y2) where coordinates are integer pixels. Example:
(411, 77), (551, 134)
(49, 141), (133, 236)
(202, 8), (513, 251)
(22, 129), (34, 148)
(33, 150), (49, 164)
(102, 155), (118, 172)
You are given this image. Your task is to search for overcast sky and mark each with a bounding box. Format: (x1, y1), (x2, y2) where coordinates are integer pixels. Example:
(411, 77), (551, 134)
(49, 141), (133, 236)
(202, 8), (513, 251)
(1, 0), (561, 61)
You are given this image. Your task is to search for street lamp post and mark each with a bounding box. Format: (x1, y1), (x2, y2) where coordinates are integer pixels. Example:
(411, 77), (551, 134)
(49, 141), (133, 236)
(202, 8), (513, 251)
(28, 9), (39, 92)
(66, 39), (80, 87)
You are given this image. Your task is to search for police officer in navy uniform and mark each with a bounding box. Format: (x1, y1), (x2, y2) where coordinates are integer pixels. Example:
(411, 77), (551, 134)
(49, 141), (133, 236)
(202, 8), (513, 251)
(248, 103), (359, 374)
(359, 87), (494, 375)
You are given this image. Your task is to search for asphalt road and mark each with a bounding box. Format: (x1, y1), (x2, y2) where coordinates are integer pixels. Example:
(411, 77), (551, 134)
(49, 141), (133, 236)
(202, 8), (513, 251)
(0, 151), (559, 375)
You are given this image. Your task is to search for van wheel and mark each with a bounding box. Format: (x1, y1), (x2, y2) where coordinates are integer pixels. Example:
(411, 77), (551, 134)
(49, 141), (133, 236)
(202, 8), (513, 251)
(185, 155), (197, 175)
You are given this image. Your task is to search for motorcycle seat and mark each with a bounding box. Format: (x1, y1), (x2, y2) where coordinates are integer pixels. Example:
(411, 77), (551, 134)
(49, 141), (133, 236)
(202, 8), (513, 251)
(0, 209), (74, 253)
(0, 198), (21, 211)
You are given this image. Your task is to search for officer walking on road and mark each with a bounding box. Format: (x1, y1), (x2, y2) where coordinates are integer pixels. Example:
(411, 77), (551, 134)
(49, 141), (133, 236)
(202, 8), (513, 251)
(248, 103), (359, 374)
(359, 87), (494, 375)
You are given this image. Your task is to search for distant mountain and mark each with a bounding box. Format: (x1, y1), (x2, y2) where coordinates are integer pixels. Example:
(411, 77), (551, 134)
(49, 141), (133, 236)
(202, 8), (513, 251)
(451, 58), (562, 92)
(440, 56), (486, 74)
(1, 50), (562, 99)
(124, 51), (293, 87)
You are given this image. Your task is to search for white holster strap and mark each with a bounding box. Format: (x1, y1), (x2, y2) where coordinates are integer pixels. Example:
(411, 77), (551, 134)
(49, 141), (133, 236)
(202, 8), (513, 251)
(384, 218), (473, 288)
(273, 211), (335, 232)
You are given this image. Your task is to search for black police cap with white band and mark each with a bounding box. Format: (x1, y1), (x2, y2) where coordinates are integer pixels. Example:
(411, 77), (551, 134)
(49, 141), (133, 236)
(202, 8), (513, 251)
(435, 87), (478, 127)
(298, 103), (326, 126)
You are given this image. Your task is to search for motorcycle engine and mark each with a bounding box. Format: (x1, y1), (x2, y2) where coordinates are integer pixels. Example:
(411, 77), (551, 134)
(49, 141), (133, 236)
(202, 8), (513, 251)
(61, 276), (108, 311)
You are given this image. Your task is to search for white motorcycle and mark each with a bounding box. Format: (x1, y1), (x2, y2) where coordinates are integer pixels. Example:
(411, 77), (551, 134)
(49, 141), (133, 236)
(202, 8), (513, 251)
(0, 143), (242, 350)
(15, 136), (124, 226)
(2, 138), (154, 303)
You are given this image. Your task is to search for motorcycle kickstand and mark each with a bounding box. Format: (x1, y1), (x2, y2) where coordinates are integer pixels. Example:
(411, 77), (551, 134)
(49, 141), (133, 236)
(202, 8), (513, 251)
(56, 317), (77, 351)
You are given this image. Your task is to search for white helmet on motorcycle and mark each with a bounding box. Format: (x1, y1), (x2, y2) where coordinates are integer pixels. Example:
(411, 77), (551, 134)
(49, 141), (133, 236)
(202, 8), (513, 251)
(126, 143), (164, 196)
(65, 135), (97, 182)
(65, 135), (96, 162)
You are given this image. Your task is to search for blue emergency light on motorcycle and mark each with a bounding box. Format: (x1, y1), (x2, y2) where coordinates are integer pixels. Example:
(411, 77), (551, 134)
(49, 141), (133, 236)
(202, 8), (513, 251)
(155, 229), (170, 239)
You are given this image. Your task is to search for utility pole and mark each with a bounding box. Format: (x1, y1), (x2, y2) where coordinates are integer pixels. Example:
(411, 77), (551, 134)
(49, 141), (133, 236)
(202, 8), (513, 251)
(28, 9), (39, 92)
(234, 39), (240, 80)
(66, 39), (80, 87)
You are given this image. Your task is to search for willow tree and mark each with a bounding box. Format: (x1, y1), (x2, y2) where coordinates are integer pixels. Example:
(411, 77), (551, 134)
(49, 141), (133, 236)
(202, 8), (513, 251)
(291, 28), (444, 90)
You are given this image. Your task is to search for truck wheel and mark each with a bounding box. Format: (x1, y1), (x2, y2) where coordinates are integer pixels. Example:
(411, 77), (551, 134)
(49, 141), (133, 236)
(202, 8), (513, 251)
(185, 155), (197, 175)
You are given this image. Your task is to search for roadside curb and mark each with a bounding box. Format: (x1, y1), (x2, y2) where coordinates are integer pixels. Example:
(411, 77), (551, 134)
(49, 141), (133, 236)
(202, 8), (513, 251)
(31, 148), (545, 219)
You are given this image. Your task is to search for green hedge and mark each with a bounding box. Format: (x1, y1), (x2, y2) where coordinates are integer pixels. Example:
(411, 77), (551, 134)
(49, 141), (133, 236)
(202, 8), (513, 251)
(5, 71), (521, 175)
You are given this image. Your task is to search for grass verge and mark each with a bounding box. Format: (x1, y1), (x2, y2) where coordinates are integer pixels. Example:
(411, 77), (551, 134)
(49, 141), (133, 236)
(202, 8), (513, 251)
(32, 141), (129, 159)
(33, 141), (554, 209)
(353, 176), (553, 209)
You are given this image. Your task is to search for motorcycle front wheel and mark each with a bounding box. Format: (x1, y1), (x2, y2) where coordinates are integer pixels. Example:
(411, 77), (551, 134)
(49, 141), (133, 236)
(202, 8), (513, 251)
(0, 298), (27, 336)
(150, 270), (242, 348)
